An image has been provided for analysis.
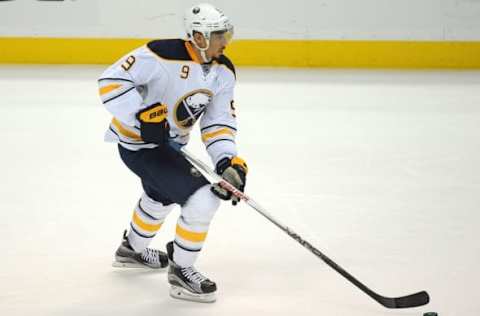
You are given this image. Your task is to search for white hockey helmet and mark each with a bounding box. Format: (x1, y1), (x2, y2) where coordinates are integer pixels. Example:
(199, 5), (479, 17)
(184, 3), (234, 50)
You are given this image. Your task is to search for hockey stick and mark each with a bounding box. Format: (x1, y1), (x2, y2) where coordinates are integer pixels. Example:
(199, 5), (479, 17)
(178, 147), (430, 309)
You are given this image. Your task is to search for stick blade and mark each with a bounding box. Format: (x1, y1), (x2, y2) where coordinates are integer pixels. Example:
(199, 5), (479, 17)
(379, 291), (430, 309)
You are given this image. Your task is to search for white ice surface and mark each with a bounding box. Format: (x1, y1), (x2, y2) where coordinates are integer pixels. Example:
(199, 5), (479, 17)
(0, 65), (479, 316)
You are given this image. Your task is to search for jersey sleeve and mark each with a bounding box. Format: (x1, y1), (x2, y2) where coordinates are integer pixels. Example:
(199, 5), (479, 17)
(199, 72), (238, 166)
(97, 46), (165, 127)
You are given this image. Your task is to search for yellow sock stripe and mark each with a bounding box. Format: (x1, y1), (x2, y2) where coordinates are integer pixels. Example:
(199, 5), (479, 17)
(132, 211), (162, 233)
(201, 128), (234, 142)
(111, 118), (142, 141)
(99, 83), (122, 96)
(176, 224), (208, 243)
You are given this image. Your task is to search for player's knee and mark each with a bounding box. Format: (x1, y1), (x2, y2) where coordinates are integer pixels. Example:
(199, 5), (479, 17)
(140, 192), (175, 219)
(181, 184), (220, 223)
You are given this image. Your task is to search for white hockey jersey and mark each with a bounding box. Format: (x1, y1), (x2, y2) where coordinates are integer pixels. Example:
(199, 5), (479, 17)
(98, 39), (238, 166)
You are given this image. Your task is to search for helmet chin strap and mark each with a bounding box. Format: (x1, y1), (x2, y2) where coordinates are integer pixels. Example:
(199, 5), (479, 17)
(191, 35), (212, 63)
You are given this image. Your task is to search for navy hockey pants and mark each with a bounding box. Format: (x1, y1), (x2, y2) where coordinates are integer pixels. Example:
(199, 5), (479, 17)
(118, 145), (210, 206)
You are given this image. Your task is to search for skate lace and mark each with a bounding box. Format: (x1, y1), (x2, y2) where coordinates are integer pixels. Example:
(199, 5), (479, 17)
(181, 266), (207, 283)
(141, 248), (160, 264)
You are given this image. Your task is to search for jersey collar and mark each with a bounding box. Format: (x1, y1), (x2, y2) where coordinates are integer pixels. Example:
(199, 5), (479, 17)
(185, 41), (203, 64)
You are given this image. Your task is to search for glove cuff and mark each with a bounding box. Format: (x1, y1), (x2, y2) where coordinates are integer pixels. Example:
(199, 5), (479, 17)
(215, 156), (248, 175)
(231, 156), (248, 174)
(215, 157), (231, 175)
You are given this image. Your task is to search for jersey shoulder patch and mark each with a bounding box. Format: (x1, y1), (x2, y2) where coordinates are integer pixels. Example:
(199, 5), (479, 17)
(147, 39), (191, 61)
(215, 55), (236, 78)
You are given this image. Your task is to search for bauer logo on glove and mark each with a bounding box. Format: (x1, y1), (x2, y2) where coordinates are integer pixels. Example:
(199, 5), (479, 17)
(136, 103), (170, 145)
(138, 103), (168, 123)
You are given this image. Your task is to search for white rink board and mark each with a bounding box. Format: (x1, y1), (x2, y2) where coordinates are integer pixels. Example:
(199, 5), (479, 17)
(0, 0), (480, 40)
(0, 65), (480, 315)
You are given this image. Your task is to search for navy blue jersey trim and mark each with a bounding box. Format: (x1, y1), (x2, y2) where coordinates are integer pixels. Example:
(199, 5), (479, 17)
(201, 124), (237, 132)
(147, 39), (191, 61)
(109, 127), (146, 145)
(98, 77), (134, 83)
(215, 55), (236, 78)
(205, 138), (235, 149)
(103, 87), (136, 104)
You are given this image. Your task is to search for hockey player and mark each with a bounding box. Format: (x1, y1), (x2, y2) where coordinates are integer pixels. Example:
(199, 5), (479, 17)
(98, 3), (248, 303)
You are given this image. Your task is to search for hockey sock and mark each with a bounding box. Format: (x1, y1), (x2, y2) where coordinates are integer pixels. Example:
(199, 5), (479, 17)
(127, 193), (174, 252)
(173, 185), (220, 267)
(173, 216), (208, 267)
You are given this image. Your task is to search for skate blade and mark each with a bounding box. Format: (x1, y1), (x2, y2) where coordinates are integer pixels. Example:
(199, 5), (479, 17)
(170, 285), (216, 303)
(112, 261), (167, 270)
(112, 261), (144, 268)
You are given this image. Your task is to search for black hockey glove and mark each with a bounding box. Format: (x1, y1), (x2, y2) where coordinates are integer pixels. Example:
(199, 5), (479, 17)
(211, 156), (248, 206)
(136, 103), (170, 145)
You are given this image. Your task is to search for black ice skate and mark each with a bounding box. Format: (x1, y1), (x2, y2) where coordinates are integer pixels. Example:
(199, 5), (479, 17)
(166, 241), (217, 303)
(112, 230), (168, 269)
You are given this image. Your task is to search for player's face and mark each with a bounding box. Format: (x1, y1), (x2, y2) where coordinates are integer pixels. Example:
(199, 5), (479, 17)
(206, 31), (230, 59)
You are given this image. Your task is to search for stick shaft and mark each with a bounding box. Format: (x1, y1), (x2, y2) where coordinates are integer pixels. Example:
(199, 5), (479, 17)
(180, 147), (429, 309)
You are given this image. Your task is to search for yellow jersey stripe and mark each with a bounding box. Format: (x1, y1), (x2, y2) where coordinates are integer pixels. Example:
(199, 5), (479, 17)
(201, 128), (234, 142)
(176, 224), (208, 242)
(132, 211), (162, 232)
(111, 118), (142, 141)
(99, 83), (122, 96)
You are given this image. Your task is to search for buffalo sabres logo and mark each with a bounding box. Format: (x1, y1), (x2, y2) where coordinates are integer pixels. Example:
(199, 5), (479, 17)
(174, 90), (213, 129)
